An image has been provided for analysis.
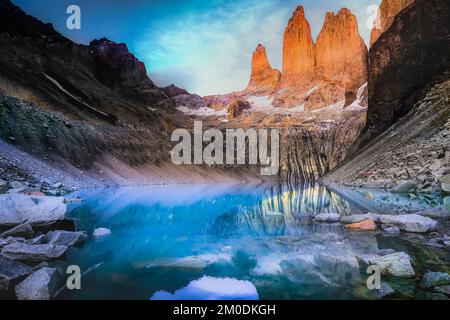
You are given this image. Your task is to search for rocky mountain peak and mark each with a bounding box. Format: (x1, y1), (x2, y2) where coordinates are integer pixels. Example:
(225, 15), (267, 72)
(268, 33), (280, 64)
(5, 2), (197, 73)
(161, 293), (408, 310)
(370, 0), (416, 46)
(245, 43), (281, 94)
(280, 5), (315, 87)
(315, 7), (368, 89)
(0, 0), (69, 43)
(89, 38), (155, 91)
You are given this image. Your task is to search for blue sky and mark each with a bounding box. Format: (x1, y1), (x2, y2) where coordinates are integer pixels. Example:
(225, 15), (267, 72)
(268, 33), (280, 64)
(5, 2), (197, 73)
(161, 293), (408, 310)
(12, 0), (381, 95)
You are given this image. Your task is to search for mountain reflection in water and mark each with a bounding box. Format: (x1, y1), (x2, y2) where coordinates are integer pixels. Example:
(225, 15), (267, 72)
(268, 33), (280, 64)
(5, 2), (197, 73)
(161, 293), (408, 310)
(60, 183), (444, 300)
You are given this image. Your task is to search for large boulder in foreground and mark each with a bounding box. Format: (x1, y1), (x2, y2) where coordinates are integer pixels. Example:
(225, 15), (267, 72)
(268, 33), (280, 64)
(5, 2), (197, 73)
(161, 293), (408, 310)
(379, 214), (438, 233)
(0, 254), (33, 291)
(15, 267), (59, 300)
(369, 252), (415, 278)
(0, 194), (67, 226)
(1, 243), (67, 262)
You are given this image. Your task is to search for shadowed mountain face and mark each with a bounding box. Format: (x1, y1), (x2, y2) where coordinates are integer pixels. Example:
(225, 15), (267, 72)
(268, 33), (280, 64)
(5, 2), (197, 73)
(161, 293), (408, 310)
(0, 0), (193, 177)
(364, 0), (450, 143)
(325, 0), (450, 194)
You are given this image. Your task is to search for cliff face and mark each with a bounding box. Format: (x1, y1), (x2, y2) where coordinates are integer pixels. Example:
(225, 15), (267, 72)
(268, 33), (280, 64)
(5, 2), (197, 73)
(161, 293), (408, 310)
(364, 0), (450, 141)
(271, 6), (368, 112)
(246, 44), (281, 94)
(325, 0), (450, 193)
(315, 9), (368, 91)
(370, 0), (416, 47)
(280, 6), (316, 88)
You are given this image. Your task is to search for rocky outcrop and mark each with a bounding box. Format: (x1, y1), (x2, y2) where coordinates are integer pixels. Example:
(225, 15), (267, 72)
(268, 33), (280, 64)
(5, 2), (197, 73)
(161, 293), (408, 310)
(246, 44), (281, 94)
(379, 214), (438, 233)
(324, 0), (450, 189)
(280, 6), (315, 87)
(226, 99), (251, 120)
(370, 0), (416, 47)
(1, 243), (68, 262)
(365, 0), (450, 141)
(315, 9), (368, 93)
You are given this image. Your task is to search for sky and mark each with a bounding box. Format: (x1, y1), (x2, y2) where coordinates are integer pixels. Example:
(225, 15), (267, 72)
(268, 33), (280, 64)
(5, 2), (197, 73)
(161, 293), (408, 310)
(12, 0), (381, 96)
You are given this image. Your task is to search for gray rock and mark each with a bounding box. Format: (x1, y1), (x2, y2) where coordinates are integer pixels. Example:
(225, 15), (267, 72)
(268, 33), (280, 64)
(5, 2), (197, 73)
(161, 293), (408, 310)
(26, 234), (46, 245)
(314, 213), (340, 223)
(0, 194), (67, 226)
(0, 254), (33, 291)
(379, 214), (438, 233)
(15, 267), (59, 300)
(433, 285), (450, 296)
(93, 228), (111, 237)
(340, 214), (371, 224)
(391, 181), (417, 193)
(371, 282), (395, 299)
(369, 252), (415, 278)
(383, 226), (401, 235)
(2, 243), (68, 262)
(420, 272), (450, 289)
(416, 208), (450, 218)
(46, 230), (87, 247)
(0, 223), (34, 238)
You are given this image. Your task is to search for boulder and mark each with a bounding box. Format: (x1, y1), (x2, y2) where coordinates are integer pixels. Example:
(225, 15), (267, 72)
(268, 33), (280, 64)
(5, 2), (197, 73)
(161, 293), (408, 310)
(369, 252), (415, 278)
(0, 194), (67, 226)
(391, 181), (417, 193)
(0, 223), (33, 238)
(340, 214), (371, 224)
(0, 254), (33, 291)
(1, 243), (67, 262)
(371, 282), (395, 299)
(314, 213), (340, 223)
(93, 228), (111, 237)
(345, 219), (377, 231)
(379, 214), (438, 233)
(420, 272), (450, 289)
(46, 230), (87, 247)
(15, 267), (59, 300)
(383, 226), (401, 235)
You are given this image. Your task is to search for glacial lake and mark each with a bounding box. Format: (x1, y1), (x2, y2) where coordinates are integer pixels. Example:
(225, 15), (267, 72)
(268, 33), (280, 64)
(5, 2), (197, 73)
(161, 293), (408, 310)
(60, 183), (449, 300)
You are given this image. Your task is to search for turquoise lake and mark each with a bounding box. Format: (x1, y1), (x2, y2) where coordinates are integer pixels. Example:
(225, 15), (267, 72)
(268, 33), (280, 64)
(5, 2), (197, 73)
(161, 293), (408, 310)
(59, 183), (449, 300)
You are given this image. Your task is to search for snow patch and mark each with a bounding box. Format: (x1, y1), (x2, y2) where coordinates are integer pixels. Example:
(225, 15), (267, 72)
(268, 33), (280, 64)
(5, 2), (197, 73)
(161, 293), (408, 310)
(177, 106), (227, 117)
(150, 276), (259, 300)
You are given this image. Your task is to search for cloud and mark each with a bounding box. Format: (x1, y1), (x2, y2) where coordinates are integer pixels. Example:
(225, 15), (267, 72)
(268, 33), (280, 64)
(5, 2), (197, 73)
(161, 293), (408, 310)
(136, 0), (290, 96)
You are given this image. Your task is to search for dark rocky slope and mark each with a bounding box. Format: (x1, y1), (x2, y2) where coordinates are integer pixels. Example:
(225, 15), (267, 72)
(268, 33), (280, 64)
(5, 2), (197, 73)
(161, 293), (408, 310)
(361, 0), (450, 145)
(324, 0), (450, 194)
(0, 0), (212, 185)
